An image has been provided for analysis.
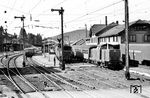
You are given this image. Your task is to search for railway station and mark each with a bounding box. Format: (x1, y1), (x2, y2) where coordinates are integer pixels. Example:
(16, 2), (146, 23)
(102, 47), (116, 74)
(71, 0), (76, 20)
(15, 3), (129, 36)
(0, 0), (150, 98)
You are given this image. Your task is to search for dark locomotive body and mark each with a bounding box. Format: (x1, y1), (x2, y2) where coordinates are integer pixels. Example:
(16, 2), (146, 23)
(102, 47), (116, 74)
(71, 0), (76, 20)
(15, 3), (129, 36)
(54, 44), (74, 63)
(24, 47), (41, 57)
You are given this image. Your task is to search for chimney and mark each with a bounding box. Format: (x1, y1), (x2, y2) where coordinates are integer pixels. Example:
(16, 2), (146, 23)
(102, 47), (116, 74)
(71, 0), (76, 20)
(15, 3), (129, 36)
(105, 16), (107, 26)
(116, 21), (119, 24)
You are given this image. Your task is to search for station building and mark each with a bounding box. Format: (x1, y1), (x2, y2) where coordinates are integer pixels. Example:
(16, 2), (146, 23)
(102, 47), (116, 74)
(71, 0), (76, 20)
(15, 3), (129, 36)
(89, 19), (150, 64)
(0, 26), (22, 52)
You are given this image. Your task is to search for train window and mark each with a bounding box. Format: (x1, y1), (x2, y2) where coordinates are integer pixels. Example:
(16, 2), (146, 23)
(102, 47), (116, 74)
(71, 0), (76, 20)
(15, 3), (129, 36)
(64, 46), (72, 50)
(82, 49), (88, 54)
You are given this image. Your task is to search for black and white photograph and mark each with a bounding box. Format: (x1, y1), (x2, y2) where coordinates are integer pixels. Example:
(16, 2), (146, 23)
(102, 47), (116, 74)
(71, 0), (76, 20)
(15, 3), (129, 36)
(0, 0), (150, 98)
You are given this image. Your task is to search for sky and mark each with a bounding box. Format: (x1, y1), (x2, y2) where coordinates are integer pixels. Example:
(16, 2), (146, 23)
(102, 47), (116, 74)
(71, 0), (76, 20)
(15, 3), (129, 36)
(0, 0), (150, 38)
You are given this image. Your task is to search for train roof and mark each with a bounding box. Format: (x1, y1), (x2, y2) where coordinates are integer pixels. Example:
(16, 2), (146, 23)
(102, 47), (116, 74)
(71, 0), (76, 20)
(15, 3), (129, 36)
(72, 44), (97, 49)
(24, 46), (38, 50)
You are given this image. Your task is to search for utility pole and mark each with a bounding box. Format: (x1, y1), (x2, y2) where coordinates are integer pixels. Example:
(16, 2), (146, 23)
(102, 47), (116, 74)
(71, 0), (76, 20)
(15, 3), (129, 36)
(124, 0), (130, 80)
(4, 29), (8, 58)
(51, 7), (65, 70)
(14, 15), (26, 67)
(85, 24), (87, 38)
(4, 11), (8, 58)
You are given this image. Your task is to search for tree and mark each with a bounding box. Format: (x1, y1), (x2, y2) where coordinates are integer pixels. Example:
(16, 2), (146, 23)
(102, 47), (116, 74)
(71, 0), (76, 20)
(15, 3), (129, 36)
(0, 26), (4, 51)
(27, 33), (42, 46)
(36, 34), (42, 46)
(19, 28), (27, 41)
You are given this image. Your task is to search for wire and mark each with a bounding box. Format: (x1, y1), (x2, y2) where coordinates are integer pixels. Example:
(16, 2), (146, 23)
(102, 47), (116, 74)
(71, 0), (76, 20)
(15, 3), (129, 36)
(34, 0), (68, 19)
(0, 3), (28, 15)
(30, 0), (42, 13)
(64, 0), (123, 24)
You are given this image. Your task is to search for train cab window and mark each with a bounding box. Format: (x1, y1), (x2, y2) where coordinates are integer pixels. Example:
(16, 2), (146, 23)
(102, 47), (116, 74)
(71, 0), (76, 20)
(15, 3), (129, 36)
(64, 46), (72, 50)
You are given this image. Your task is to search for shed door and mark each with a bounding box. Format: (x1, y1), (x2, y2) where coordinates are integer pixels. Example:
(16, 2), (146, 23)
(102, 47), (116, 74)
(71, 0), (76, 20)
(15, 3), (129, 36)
(136, 34), (144, 43)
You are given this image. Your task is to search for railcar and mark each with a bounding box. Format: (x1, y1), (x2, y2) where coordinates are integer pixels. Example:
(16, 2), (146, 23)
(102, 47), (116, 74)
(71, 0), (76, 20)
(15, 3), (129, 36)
(72, 43), (123, 70)
(72, 45), (97, 62)
(24, 46), (41, 57)
(54, 44), (74, 63)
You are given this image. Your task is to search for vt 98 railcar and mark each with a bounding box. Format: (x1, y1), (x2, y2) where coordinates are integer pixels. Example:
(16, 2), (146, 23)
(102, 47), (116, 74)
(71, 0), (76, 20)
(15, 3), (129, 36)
(72, 44), (123, 70)
(54, 44), (74, 63)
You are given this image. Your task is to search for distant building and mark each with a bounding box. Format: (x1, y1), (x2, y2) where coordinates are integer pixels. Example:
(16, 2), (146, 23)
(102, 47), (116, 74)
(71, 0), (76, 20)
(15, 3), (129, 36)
(0, 26), (21, 52)
(51, 29), (89, 44)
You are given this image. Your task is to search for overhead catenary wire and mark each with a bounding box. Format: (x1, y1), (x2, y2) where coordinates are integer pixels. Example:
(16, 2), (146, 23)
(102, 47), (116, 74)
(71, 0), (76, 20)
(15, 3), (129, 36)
(64, 0), (123, 24)
(34, 0), (68, 19)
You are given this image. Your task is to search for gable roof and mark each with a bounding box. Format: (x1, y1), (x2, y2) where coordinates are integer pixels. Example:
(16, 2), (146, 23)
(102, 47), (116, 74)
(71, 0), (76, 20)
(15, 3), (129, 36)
(95, 22), (118, 36)
(89, 24), (106, 37)
(99, 19), (150, 38)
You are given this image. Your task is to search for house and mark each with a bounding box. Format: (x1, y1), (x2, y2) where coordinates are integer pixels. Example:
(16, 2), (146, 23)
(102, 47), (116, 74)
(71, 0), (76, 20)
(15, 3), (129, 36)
(97, 19), (150, 63)
(88, 22), (118, 45)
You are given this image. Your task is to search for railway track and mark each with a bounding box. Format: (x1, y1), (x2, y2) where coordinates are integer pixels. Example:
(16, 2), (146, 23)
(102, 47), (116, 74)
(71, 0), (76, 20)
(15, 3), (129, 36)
(0, 54), (42, 95)
(0, 54), (38, 93)
(67, 63), (131, 88)
(28, 58), (99, 97)
(28, 58), (86, 90)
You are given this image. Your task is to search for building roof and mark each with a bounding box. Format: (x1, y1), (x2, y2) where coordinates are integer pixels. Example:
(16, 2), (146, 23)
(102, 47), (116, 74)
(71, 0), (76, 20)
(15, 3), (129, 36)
(99, 24), (124, 37)
(95, 22), (118, 36)
(89, 24), (106, 37)
(99, 19), (150, 38)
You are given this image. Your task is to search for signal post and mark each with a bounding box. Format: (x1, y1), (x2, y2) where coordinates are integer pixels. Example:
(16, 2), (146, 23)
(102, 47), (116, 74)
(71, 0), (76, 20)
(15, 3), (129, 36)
(51, 7), (65, 70)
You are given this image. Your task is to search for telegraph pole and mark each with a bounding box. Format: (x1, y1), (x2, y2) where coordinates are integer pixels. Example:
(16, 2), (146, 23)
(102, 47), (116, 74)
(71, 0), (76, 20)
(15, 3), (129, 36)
(124, 0), (130, 80)
(85, 24), (87, 38)
(51, 7), (65, 70)
(14, 15), (26, 67)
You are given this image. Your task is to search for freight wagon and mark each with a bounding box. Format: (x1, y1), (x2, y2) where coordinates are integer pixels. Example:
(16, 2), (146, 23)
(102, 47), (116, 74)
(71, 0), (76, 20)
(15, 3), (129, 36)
(120, 44), (150, 66)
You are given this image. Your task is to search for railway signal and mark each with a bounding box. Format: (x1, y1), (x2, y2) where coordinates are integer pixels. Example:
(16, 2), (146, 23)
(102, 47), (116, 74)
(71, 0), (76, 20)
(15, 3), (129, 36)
(14, 15), (26, 67)
(51, 7), (65, 70)
(124, 0), (130, 80)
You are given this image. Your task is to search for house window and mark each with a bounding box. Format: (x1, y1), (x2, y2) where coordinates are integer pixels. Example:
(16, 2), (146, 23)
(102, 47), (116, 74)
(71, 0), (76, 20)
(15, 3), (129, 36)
(129, 35), (136, 42)
(108, 37), (110, 42)
(113, 36), (115, 42)
(133, 25), (147, 31)
(104, 38), (106, 42)
(116, 36), (118, 42)
(144, 35), (150, 42)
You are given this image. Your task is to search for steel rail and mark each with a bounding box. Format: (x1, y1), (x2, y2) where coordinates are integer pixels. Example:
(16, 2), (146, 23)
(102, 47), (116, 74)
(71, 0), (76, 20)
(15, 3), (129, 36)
(27, 58), (76, 98)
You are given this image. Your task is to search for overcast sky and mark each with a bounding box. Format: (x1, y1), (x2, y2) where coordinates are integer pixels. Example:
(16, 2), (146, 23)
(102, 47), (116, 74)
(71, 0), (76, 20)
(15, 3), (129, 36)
(0, 0), (150, 38)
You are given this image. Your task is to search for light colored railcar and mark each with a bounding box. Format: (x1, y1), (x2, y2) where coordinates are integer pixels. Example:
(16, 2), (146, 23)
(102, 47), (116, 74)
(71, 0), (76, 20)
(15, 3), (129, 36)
(72, 45), (96, 62)
(72, 44), (123, 70)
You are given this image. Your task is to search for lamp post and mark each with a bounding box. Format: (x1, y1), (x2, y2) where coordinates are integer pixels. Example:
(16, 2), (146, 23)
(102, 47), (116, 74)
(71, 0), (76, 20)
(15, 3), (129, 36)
(51, 7), (65, 70)
(14, 15), (26, 67)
